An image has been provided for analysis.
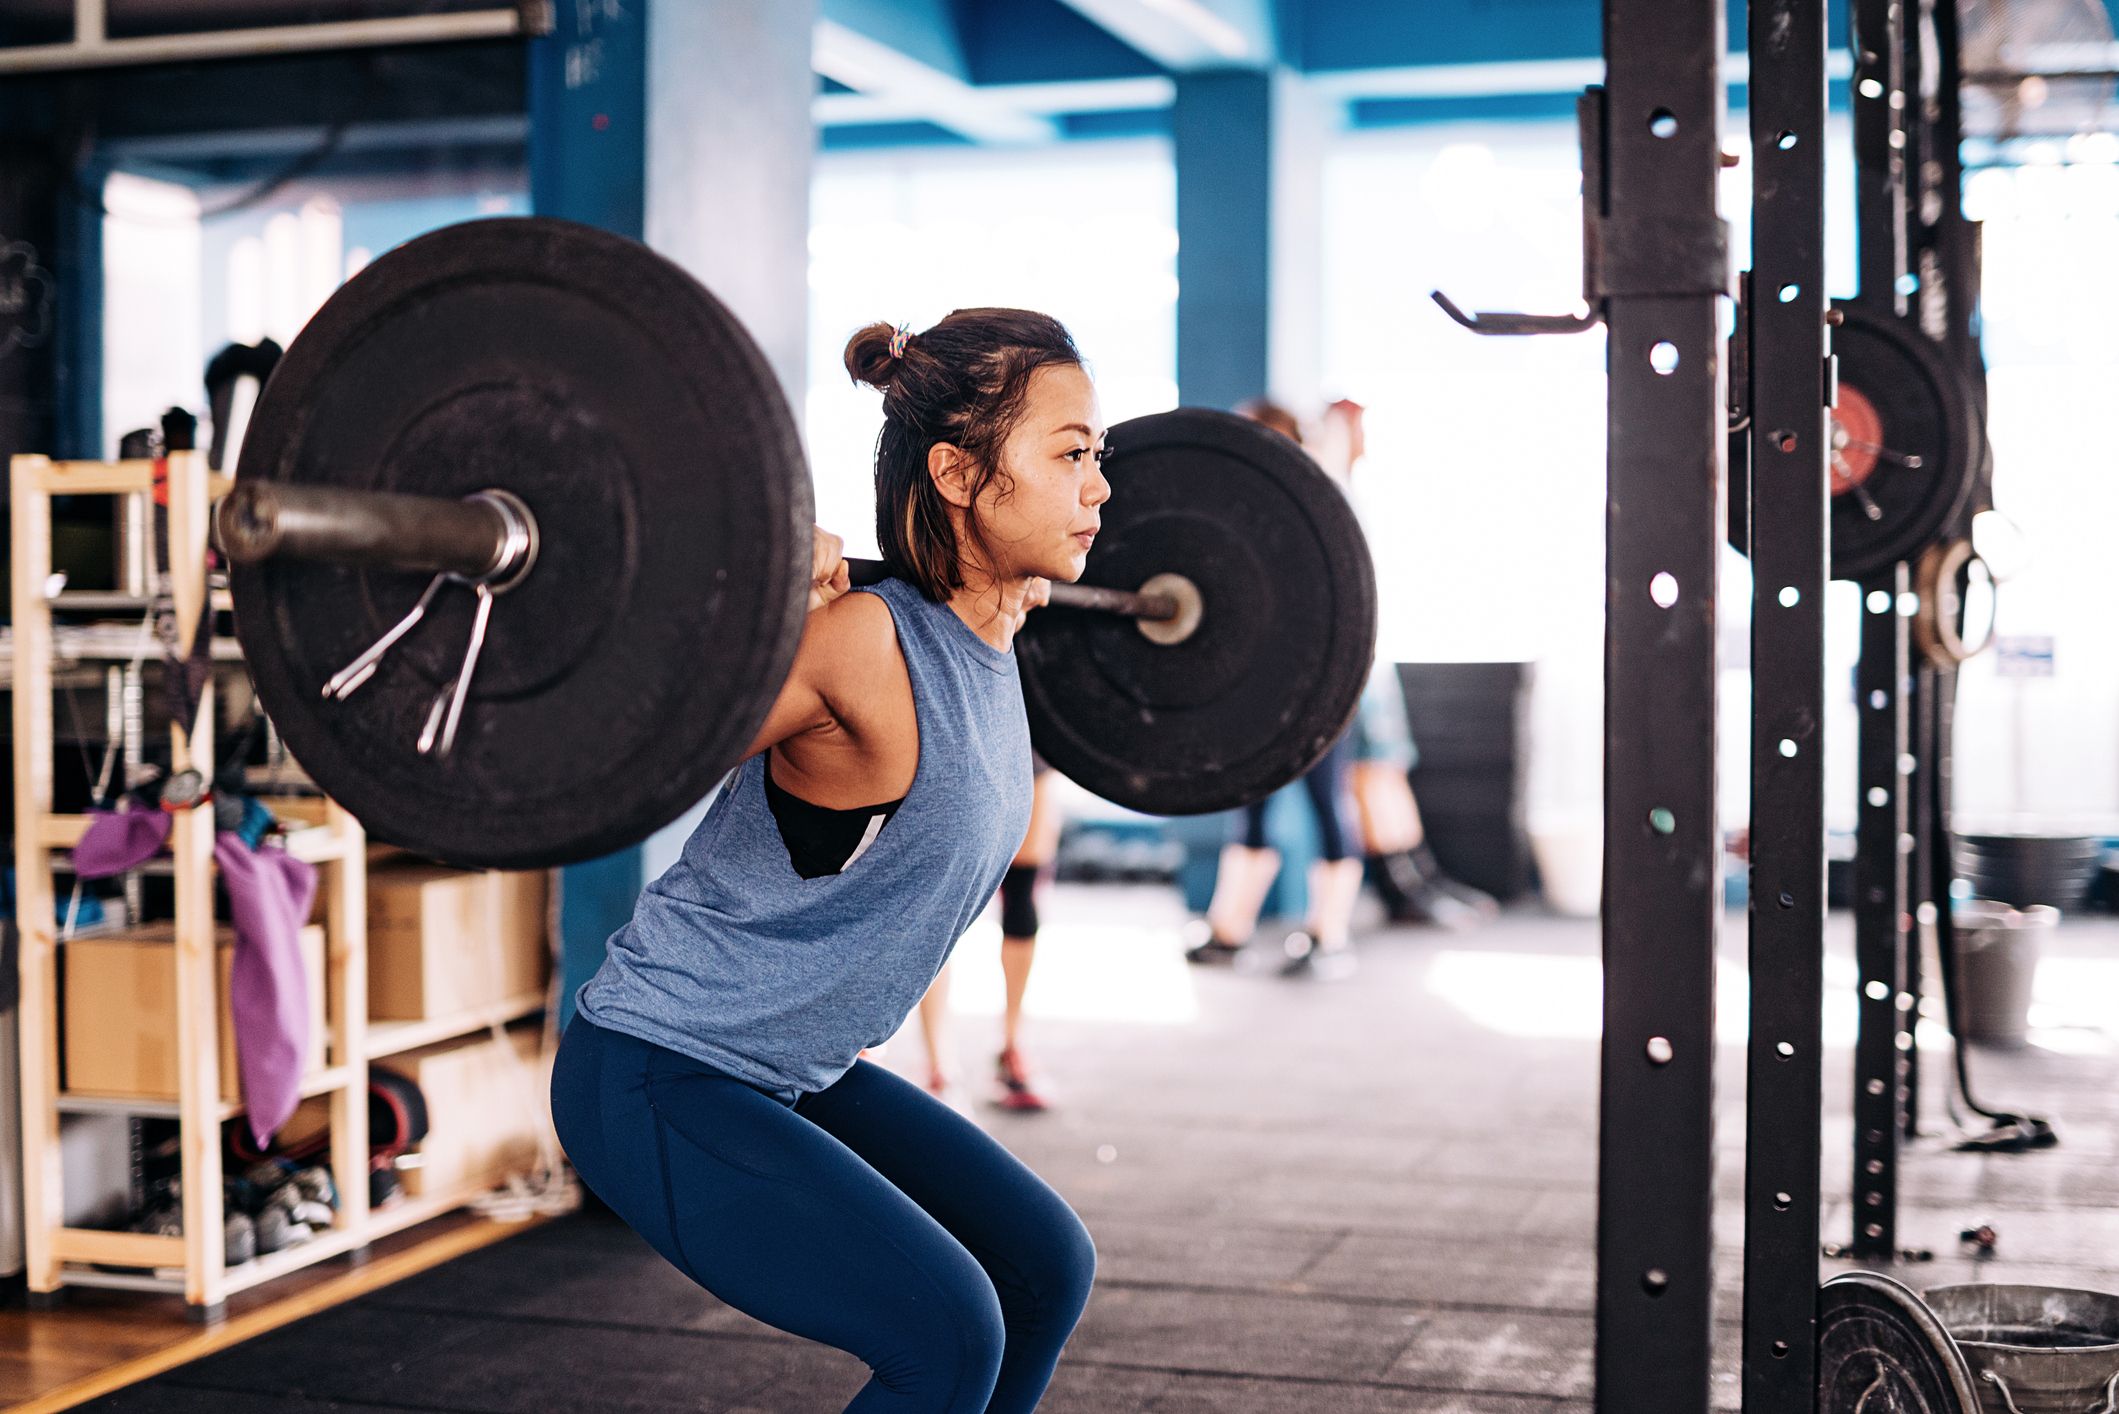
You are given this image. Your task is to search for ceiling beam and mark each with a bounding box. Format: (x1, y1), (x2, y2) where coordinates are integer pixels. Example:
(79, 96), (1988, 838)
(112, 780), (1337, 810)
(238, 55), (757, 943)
(0, 6), (531, 75)
(1053, 0), (1276, 71)
(812, 16), (1058, 144)
(815, 75), (1174, 126)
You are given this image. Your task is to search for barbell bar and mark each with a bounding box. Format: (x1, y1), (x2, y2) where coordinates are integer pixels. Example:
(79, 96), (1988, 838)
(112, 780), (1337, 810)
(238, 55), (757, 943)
(215, 479), (1187, 627)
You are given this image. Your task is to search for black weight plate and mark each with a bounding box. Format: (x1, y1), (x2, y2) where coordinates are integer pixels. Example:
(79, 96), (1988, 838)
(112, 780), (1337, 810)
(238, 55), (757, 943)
(1018, 408), (1377, 816)
(231, 218), (810, 868)
(1728, 303), (1985, 582)
(1818, 1272), (1981, 1414)
(1829, 305), (1985, 581)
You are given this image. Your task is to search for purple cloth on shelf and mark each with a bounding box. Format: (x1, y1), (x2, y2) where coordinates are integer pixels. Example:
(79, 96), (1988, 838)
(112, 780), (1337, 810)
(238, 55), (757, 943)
(214, 836), (318, 1147)
(72, 808), (173, 878)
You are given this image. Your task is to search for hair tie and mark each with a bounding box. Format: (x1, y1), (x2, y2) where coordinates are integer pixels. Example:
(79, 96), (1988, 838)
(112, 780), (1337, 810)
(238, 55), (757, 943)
(887, 324), (911, 359)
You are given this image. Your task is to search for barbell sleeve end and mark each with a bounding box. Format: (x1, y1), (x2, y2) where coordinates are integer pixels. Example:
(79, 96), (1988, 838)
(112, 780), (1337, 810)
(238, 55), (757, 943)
(213, 480), (537, 589)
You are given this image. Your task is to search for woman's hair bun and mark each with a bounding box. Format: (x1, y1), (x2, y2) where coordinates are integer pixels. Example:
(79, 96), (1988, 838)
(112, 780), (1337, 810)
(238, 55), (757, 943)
(844, 321), (904, 390)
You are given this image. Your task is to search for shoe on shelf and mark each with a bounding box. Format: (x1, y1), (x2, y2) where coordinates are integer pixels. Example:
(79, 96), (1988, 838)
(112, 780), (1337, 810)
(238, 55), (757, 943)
(994, 1048), (1052, 1112)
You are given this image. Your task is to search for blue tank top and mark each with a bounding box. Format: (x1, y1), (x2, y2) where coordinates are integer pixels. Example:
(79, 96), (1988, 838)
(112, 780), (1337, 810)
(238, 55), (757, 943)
(574, 577), (1035, 1096)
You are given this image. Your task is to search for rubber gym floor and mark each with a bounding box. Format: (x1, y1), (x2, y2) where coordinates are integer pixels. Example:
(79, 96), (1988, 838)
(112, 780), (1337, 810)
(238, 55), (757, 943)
(79, 885), (2119, 1412)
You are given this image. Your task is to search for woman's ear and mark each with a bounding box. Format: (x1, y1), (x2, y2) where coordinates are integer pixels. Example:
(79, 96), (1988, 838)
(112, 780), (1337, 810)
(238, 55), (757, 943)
(927, 442), (976, 509)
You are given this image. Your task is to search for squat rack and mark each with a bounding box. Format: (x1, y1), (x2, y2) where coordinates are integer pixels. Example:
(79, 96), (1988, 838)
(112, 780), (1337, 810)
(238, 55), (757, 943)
(1438, 0), (2048, 1407)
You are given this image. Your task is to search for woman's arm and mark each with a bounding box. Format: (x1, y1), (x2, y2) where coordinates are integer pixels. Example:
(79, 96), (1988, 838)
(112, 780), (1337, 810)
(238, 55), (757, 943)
(743, 528), (852, 759)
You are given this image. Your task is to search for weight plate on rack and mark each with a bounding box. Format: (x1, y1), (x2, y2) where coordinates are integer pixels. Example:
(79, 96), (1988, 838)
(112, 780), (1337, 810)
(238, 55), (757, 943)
(1729, 303), (1985, 582)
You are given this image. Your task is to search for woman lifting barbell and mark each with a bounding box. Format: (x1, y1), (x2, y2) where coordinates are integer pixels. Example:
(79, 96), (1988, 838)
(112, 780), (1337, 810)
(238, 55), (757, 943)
(550, 309), (1101, 1413)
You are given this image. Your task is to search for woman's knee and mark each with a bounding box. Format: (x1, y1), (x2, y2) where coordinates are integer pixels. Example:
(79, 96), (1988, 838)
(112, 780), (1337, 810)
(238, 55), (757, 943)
(871, 1276), (1006, 1407)
(1002, 1205), (1096, 1328)
(1045, 1210), (1097, 1319)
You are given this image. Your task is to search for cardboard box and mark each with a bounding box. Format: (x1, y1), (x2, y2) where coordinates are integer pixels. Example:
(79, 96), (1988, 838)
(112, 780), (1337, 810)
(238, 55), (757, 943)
(366, 865), (550, 1022)
(65, 924), (328, 1104)
(382, 1025), (547, 1196)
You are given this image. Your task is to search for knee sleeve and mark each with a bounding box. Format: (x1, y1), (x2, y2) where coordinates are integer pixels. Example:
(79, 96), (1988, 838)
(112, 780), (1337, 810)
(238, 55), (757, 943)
(999, 864), (1041, 939)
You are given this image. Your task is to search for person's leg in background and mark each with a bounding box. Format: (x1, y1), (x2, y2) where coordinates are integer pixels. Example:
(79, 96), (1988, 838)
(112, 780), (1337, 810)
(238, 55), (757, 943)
(1186, 802), (1282, 963)
(1352, 660), (1498, 929)
(995, 764), (1065, 1110)
(1279, 731), (1364, 977)
(917, 761), (1069, 1105)
(915, 961), (956, 1097)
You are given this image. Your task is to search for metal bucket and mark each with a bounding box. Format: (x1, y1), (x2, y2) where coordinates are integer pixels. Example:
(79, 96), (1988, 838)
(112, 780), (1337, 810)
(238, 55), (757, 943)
(1926, 1284), (2119, 1413)
(1953, 901), (2056, 1048)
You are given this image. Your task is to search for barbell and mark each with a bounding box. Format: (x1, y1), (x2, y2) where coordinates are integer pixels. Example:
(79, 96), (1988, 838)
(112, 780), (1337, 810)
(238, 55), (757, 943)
(216, 217), (1378, 869)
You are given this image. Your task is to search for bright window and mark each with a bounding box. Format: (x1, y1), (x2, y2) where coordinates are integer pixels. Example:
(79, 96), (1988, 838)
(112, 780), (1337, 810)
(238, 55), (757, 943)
(806, 140), (1178, 558)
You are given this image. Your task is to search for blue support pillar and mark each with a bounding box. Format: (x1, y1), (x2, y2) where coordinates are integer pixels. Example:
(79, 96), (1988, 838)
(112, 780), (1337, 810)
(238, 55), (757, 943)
(1174, 71), (1270, 412)
(1172, 68), (1326, 414)
(1173, 67), (1326, 920)
(530, 0), (816, 1022)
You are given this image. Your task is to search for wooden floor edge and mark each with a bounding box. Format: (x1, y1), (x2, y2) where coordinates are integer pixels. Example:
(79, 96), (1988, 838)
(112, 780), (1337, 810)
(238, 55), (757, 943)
(9, 1214), (545, 1414)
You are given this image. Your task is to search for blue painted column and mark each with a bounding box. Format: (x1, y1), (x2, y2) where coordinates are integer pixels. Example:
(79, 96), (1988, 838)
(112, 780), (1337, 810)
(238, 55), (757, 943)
(1172, 68), (1326, 414)
(1173, 71), (1270, 412)
(530, 0), (817, 1022)
(1172, 67), (1328, 921)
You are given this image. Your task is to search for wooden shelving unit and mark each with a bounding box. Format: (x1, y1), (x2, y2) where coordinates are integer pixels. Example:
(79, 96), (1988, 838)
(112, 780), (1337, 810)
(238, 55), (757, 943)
(8, 452), (548, 1319)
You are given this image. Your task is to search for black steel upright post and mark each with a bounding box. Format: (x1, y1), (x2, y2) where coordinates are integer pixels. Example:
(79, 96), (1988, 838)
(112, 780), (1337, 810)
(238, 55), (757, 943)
(1849, 0), (1951, 1259)
(1906, 662), (1933, 1137)
(1741, 1), (1831, 1407)
(1852, 0), (1910, 317)
(1594, 1), (1728, 1409)
(1853, 567), (1913, 1258)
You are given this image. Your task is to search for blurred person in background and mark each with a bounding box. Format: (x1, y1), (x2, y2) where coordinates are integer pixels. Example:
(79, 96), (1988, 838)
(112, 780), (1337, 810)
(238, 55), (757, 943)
(1184, 399), (1367, 978)
(915, 760), (1066, 1110)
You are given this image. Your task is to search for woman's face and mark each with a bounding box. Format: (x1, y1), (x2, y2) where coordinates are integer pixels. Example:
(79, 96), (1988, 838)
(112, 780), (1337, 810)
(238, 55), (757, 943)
(975, 363), (1109, 584)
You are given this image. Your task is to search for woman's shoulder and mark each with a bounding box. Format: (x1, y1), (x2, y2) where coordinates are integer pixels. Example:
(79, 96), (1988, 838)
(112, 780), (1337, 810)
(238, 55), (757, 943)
(802, 587), (909, 699)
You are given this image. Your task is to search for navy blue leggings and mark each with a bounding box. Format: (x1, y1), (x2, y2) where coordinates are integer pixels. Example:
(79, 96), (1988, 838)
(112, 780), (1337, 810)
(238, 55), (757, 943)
(1236, 726), (1357, 861)
(550, 1016), (1095, 1413)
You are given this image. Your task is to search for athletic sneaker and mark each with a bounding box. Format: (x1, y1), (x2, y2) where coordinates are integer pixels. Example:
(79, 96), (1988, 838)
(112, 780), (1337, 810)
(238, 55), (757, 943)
(994, 1048), (1051, 1112)
(1278, 929), (1357, 980)
(1411, 845), (1502, 921)
(1181, 917), (1245, 965)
